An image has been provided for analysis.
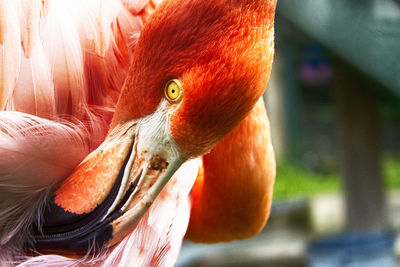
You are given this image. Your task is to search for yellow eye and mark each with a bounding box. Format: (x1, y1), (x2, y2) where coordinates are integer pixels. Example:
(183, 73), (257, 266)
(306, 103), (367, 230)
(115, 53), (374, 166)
(164, 79), (182, 102)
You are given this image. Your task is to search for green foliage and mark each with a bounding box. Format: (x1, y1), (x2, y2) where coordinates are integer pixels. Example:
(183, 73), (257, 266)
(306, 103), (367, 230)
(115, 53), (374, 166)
(384, 156), (400, 189)
(273, 161), (340, 200)
(273, 156), (400, 200)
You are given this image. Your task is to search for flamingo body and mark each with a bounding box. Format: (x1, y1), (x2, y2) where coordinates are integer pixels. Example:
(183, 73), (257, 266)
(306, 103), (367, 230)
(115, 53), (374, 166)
(0, 0), (277, 266)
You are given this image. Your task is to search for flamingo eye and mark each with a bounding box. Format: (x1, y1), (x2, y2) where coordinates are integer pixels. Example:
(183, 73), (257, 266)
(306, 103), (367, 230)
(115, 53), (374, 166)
(164, 79), (183, 102)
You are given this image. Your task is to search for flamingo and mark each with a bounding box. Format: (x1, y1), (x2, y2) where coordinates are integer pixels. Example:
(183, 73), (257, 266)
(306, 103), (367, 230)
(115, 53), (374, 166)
(0, 0), (277, 266)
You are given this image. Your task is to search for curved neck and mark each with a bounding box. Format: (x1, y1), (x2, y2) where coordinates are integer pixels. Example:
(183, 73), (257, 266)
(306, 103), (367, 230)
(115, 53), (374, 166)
(185, 98), (276, 242)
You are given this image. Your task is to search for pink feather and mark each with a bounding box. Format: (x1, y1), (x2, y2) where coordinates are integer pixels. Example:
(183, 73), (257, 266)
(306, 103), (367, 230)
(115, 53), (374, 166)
(0, 0), (201, 266)
(0, 111), (91, 264)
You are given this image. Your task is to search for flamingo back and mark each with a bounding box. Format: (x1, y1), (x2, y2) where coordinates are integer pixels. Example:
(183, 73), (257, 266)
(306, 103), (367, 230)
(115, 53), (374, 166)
(1, 0), (152, 120)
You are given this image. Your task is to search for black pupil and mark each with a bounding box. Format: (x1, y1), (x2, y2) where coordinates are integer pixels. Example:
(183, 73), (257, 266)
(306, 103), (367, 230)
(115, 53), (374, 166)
(171, 89), (175, 94)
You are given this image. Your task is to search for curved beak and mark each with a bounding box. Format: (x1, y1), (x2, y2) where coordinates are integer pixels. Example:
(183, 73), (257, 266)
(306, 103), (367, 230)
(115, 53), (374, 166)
(33, 120), (184, 253)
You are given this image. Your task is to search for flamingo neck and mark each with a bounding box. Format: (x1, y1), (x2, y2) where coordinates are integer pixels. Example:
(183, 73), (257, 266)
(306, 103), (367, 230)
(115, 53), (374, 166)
(186, 98), (276, 242)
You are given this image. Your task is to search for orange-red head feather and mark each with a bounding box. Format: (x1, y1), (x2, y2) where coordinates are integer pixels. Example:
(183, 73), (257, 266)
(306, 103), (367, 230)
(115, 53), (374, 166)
(113, 0), (276, 157)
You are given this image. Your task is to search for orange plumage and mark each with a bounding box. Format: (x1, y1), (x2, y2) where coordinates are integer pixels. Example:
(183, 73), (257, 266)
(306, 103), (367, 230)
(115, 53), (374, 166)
(187, 98), (275, 242)
(0, 0), (277, 265)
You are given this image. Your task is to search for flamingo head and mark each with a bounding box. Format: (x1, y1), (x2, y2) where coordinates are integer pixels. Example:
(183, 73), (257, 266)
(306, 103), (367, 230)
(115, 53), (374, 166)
(35, 0), (276, 252)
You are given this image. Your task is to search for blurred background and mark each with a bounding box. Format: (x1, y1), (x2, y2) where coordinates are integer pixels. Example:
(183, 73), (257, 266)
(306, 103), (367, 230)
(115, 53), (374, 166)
(177, 0), (400, 266)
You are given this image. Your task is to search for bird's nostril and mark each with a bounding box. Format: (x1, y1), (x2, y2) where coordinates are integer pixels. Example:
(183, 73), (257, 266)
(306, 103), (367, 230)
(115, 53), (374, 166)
(149, 155), (168, 171)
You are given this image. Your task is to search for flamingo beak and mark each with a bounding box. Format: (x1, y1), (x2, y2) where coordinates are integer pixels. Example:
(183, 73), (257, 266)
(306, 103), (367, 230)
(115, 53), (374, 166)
(33, 120), (185, 253)
(105, 128), (185, 247)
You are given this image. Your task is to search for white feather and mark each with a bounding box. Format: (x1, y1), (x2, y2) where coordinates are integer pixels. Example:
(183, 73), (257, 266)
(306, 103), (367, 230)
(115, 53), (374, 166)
(78, 1), (143, 109)
(18, 0), (42, 58)
(12, 40), (55, 117)
(122, 0), (150, 13)
(0, 0), (21, 110)
(0, 111), (94, 264)
(41, 0), (87, 117)
(79, 0), (122, 57)
(2, 0), (146, 120)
